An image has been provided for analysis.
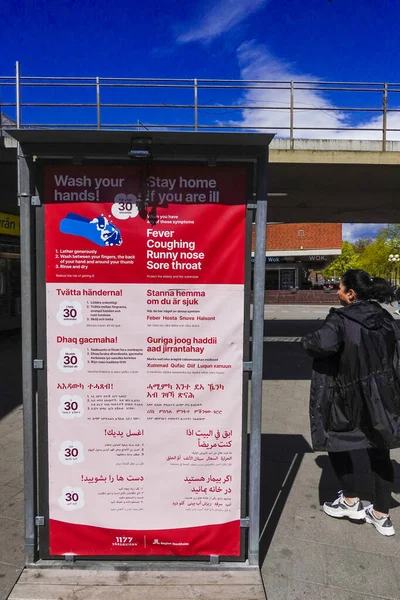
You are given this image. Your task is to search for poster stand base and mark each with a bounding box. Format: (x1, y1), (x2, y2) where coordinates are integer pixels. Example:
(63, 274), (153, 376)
(9, 564), (266, 600)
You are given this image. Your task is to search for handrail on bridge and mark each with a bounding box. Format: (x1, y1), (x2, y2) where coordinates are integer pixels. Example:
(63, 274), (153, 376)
(1, 61), (400, 151)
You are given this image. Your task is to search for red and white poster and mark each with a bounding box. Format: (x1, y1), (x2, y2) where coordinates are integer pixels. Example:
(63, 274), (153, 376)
(44, 164), (247, 557)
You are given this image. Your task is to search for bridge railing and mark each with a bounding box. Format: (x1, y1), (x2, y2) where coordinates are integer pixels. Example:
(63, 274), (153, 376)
(1, 62), (400, 150)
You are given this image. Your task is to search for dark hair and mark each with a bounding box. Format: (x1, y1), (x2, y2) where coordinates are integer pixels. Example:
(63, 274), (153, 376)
(341, 269), (395, 303)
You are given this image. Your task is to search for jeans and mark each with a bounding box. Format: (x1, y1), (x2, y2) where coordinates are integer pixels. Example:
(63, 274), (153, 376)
(328, 449), (394, 513)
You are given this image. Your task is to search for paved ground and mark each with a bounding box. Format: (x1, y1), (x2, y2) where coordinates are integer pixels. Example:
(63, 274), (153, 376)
(260, 382), (400, 600)
(3, 305), (400, 599)
(261, 304), (400, 600)
(0, 331), (24, 600)
(263, 304), (336, 320)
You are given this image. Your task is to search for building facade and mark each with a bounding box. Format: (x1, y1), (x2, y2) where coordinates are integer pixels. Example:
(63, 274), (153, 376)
(252, 223), (342, 290)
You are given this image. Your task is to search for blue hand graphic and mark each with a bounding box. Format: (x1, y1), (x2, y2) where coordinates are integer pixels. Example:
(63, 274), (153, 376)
(60, 213), (123, 247)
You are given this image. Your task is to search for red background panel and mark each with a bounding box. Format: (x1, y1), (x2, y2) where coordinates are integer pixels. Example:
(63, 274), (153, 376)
(45, 165), (247, 285)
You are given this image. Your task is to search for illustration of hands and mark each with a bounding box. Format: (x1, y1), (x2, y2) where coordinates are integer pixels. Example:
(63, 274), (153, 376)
(60, 213), (123, 247)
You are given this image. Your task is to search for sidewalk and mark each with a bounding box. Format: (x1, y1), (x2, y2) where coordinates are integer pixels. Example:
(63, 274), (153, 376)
(0, 331), (24, 600)
(257, 305), (400, 597)
(3, 315), (400, 599)
(260, 379), (400, 599)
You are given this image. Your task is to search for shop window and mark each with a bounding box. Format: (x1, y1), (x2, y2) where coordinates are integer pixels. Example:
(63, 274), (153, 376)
(9, 258), (21, 316)
(0, 259), (8, 316)
(0, 254), (21, 322)
(265, 270), (279, 290)
(280, 269), (296, 290)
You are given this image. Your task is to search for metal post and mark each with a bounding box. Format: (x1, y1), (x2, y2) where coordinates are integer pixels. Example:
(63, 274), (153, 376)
(18, 148), (37, 564)
(194, 78), (198, 132)
(382, 83), (388, 152)
(290, 81), (294, 151)
(16, 61), (21, 128)
(96, 77), (101, 130)
(248, 149), (268, 566)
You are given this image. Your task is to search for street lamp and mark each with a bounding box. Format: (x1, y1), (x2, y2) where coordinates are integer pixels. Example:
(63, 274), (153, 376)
(388, 254), (400, 287)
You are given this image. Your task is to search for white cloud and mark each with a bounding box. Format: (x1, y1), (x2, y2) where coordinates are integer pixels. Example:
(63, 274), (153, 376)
(222, 43), (399, 241)
(226, 41), (400, 141)
(342, 223), (387, 242)
(177, 0), (267, 44)
(224, 41), (348, 138)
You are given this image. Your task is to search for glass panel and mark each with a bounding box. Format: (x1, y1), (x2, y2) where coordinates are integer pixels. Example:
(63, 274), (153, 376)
(265, 269), (279, 290)
(0, 259), (8, 316)
(280, 269), (295, 290)
(8, 257), (21, 316)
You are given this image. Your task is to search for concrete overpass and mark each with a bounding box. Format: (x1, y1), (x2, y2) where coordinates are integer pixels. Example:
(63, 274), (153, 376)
(268, 139), (400, 223)
(2, 134), (400, 223)
(2, 72), (400, 223)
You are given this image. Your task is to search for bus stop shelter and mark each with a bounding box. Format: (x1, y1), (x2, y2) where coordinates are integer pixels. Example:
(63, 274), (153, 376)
(7, 130), (273, 599)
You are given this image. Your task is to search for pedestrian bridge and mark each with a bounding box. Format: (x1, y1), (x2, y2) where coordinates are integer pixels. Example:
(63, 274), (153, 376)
(268, 138), (400, 223)
(3, 134), (400, 223)
(2, 72), (400, 223)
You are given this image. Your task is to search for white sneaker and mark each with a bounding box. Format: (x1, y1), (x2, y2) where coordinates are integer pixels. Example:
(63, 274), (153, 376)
(365, 505), (395, 536)
(323, 491), (366, 520)
(394, 310), (400, 316)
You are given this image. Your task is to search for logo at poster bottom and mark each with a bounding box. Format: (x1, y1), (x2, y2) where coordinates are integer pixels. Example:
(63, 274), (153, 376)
(49, 519), (240, 557)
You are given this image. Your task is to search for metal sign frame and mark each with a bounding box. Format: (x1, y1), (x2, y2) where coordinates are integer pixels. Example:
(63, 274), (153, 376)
(35, 158), (252, 564)
(11, 130), (272, 569)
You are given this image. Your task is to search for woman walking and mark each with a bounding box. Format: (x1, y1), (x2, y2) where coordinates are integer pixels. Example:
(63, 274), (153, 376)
(301, 269), (400, 536)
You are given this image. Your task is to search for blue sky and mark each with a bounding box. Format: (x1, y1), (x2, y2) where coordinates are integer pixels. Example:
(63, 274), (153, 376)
(1, 0), (398, 241)
(1, 0), (398, 82)
(342, 224), (386, 243)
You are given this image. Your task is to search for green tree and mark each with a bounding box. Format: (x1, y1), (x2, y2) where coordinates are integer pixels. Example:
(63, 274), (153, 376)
(357, 237), (392, 278)
(323, 241), (360, 279)
(378, 224), (400, 247)
(353, 237), (373, 254)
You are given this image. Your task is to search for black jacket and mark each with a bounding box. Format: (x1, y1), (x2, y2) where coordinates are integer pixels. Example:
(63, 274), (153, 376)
(301, 301), (400, 452)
